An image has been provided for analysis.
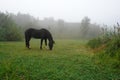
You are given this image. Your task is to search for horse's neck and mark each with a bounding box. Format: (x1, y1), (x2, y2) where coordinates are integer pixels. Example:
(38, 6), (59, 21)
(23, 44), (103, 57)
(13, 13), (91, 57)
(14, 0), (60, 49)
(48, 35), (53, 42)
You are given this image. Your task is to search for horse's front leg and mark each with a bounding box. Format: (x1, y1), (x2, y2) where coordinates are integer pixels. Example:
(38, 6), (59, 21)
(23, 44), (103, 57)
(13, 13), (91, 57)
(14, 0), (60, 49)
(45, 38), (47, 46)
(40, 39), (43, 49)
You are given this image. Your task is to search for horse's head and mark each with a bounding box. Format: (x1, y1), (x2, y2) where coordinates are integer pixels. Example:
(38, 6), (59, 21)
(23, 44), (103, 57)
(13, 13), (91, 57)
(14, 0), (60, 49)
(49, 40), (55, 50)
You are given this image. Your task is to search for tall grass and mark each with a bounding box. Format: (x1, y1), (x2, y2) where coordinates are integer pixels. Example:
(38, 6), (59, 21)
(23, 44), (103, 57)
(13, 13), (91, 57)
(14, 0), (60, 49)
(87, 23), (120, 71)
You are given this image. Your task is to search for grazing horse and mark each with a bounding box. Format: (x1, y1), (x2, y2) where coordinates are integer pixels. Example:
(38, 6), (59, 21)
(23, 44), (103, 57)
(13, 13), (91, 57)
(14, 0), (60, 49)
(25, 28), (54, 50)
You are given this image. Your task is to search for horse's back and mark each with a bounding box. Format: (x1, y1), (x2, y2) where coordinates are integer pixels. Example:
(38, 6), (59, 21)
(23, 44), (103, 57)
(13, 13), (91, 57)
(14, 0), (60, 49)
(39, 28), (52, 38)
(25, 28), (51, 39)
(39, 28), (51, 35)
(25, 28), (35, 35)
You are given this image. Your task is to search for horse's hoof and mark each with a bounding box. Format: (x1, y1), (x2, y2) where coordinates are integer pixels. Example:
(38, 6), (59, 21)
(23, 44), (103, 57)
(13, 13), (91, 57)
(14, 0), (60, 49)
(27, 47), (31, 49)
(28, 48), (31, 49)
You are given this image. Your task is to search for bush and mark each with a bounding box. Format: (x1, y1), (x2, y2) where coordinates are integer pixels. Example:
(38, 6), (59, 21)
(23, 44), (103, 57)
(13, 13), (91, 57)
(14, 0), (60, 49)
(87, 38), (102, 48)
(87, 36), (110, 49)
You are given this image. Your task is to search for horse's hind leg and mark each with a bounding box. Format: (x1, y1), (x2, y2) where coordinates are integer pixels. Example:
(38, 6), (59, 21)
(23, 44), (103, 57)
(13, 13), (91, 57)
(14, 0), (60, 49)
(25, 36), (31, 49)
(25, 40), (29, 48)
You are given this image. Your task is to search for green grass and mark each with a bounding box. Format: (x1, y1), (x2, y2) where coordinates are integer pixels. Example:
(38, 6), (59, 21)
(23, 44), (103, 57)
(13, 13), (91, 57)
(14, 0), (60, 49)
(0, 39), (119, 80)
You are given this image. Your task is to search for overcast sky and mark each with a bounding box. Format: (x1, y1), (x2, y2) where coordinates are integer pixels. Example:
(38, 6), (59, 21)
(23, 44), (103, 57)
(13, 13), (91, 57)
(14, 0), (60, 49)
(0, 0), (120, 25)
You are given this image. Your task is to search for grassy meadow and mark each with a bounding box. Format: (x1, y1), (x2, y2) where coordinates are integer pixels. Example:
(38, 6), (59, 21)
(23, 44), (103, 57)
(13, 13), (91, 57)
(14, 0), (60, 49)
(0, 39), (119, 80)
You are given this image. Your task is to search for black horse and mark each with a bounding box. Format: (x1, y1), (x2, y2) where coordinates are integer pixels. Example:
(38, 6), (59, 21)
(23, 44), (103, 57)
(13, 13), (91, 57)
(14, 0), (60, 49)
(25, 28), (54, 50)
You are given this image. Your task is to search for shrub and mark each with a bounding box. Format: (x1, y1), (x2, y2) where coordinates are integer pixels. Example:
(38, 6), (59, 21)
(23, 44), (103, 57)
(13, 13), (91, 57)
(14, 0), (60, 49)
(87, 38), (102, 49)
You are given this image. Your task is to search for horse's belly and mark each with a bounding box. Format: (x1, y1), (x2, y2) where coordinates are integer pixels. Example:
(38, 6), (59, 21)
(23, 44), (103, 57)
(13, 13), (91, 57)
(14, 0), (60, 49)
(33, 36), (41, 39)
(31, 32), (42, 39)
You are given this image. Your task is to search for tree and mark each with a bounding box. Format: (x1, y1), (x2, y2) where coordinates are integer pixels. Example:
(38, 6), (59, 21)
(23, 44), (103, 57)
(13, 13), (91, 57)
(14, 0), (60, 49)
(80, 16), (90, 38)
(0, 12), (23, 41)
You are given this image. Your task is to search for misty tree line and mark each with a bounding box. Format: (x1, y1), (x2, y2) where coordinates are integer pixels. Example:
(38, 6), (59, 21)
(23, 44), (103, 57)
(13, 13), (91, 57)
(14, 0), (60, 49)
(0, 12), (22, 41)
(0, 12), (102, 41)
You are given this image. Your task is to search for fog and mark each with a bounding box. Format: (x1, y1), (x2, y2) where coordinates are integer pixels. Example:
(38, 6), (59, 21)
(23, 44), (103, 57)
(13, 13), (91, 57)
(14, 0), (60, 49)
(0, 0), (120, 40)
(0, 0), (120, 25)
